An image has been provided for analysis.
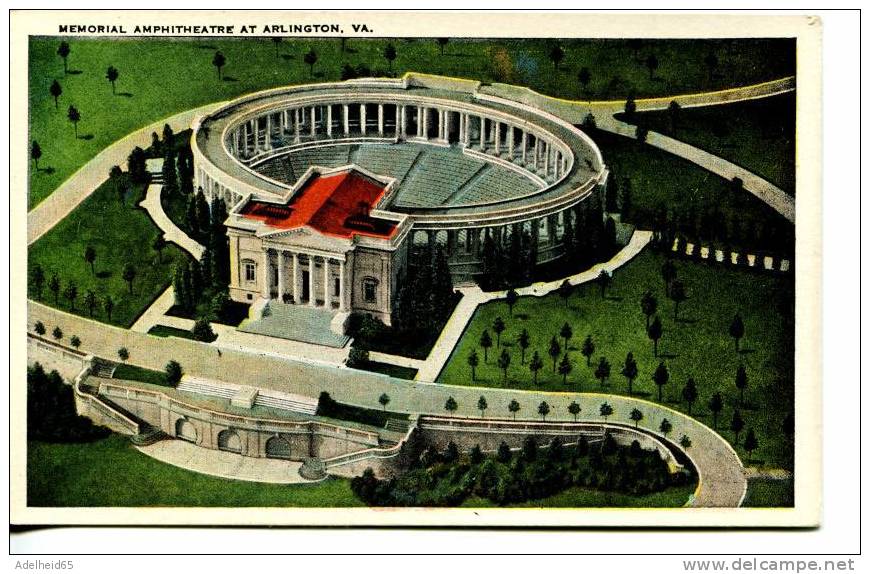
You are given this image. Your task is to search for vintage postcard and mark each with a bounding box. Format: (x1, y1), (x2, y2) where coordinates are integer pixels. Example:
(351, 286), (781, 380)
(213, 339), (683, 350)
(10, 10), (821, 527)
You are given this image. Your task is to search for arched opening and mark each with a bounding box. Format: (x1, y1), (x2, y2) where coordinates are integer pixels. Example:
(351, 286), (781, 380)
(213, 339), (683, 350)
(175, 418), (197, 443)
(217, 429), (242, 454)
(265, 436), (293, 460)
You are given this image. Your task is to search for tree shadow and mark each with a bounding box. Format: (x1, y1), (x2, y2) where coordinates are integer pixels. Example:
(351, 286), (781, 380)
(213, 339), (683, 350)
(281, 54), (296, 61)
(739, 348), (757, 355)
(345, 47), (359, 54)
(223, 76), (239, 82)
(514, 313), (530, 321)
(78, 134), (95, 141)
(659, 352), (679, 360)
(631, 391), (653, 398)
(313, 71), (325, 78)
(604, 295), (623, 302)
(116, 92), (134, 98)
(36, 166), (55, 175)
(96, 271), (112, 279)
(67, 70), (84, 75)
(676, 316), (699, 324)
(197, 45), (218, 50)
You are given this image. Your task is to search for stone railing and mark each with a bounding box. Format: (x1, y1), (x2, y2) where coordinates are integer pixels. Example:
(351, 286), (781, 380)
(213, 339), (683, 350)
(73, 363), (141, 435)
(323, 415), (419, 469)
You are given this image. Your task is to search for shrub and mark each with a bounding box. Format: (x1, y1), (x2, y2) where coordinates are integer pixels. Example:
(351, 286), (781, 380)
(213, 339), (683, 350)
(164, 360), (183, 385)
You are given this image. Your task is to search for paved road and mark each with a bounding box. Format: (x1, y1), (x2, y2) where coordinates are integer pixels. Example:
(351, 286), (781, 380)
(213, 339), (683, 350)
(28, 300), (746, 507)
(27, 102), (225, 245)
(139, 184), (205, 259)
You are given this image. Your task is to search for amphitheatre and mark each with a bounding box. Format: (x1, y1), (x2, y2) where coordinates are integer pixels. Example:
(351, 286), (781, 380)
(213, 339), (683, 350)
(23, 36), (798, 518)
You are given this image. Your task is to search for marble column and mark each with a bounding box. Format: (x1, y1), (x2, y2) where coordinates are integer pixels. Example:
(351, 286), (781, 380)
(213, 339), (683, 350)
(261, 250), (270, 299)
(479, 116), (486, 150)
(294, 109), (301, 142)
(521, 131), (528, 163)
(360, 104), (367, 135)
(494, 122), (501, 155)
(308, 256), (316, 307)
(265, 115), (272, 150)
(327, 105), (333, 137)
(339, 260), (347, 311)
(323, 258), (331, 308)
(508, 127), (514, 158)
(378, 104), (384, 136)
(277, 251), (285, 301)
(292, 252), (299, 303)
(343, 104), (350, 135)
(310, 106), (317, 138)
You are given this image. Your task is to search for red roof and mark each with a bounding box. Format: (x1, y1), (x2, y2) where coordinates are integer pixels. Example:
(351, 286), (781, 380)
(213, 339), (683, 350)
(238, 170), (397, 240)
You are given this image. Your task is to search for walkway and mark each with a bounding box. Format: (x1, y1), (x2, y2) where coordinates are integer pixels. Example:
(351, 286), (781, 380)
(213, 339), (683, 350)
(129, 287), (187, 334)
(27, 102), (225, 245)
(136, 439), (317, 484)
(138, 184), (205, 260)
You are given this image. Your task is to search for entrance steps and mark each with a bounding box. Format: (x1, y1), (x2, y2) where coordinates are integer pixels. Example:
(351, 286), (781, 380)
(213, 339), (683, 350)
(177, 376), (318, 415)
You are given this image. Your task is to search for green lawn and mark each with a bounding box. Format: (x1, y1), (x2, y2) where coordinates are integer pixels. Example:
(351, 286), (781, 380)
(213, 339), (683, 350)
(593, 129), (794, 254)
(27, 435), (363, 507)
(462, 483), (695, 508)
(29, 37), (794, 208)
(27, 177), (190, 327)
(437, 249), (794, 469)
(742, 478), (794, 508)
(112, 363), (171, 387)
(624, 93), (796, 194)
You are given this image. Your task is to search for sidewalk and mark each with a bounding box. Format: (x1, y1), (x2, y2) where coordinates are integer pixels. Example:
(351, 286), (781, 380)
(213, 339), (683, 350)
(139, 184), (205, 259)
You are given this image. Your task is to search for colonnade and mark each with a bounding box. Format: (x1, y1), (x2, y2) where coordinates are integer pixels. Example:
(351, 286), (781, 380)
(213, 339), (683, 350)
(261, 248), (347, 311)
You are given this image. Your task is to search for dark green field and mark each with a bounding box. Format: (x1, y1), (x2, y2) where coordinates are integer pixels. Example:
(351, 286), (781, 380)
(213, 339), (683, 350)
(29, 37), (794, 208)
(437, 249), (794, 470)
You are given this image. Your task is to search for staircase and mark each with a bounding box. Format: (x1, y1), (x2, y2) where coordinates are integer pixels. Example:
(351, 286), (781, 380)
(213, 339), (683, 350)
(384, 418), (411, 434)
(254, 390), (318, 415)
(92, 359), (117, 379)
(130, 424), (169, 446)
(176, 378), (236, 399)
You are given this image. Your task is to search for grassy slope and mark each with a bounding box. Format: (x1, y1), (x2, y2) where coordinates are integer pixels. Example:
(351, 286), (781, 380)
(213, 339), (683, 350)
(29, 37), (794, 208)
(437, 249), (794, 469)
(626, 93), (796, 194)
(27, 180), (189, 327)
(27, 435), (362, 507)
(462, 483), (695, 508)
(742, 478), (795, 508)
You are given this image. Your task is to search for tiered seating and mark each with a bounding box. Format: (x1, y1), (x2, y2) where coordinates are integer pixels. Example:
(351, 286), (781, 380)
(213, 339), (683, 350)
(392, 150), (485, 208)
(255, 157), (297, 185)
(352, 144), (421, 186)
(452, 168), (539, 204)
(289, 146), (352, 174)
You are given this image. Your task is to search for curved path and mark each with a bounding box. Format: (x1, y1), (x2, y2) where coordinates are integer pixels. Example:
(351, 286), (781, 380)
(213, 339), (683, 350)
(27, 102), (225, 245)
(139, 184), (205, 260)
(27, 301), (746, 507)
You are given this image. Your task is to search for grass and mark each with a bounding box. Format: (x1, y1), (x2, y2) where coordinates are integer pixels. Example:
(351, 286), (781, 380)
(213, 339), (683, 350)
(742, 478), (794, 508)
(317, 393), (408, 429)
(27, 435), (363, 507)
(112, 363), (171, 387)
(437, 248), (795, 469)
(146, 325), (197, 340)
(592, 129), (794, 254)
(27, 176), (190, 327)
(28, 37), (794, 209)
(462, 482), (695, 508)
(355, 360), (418, 380)
(623, 92), (796, 194)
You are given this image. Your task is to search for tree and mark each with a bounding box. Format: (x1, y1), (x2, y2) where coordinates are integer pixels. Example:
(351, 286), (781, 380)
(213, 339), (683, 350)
(34, 321), (46, 337)
(704, 51), (719, 81)
(630, 408), (643, 428)
(477, 396), (488, 417)
(467, 350), (479, 381)
(497, 440), (512, 462)
(680, 435), (692, 449)
(596, 269), (612, 298)
(469, 444), (484, 464)
(497, 349), (511, 383)
(106, 65), (119, 94)
(84, 290), (97, 317)
(548, 336), (561, 371)
(652, 361), (669, 402)
(555, 322), (572, 352)
(192, 318), (215, 342)
(744, 428), (759, 460)
(63, 280), (78, 311)
(508, 399), (521, 420)
(152, 235), (167, 263)
(479, 330), (493, 362)
(57, 41), (71, 74)
(517, 329), (530, 364)
(669, 279), (687, 321)
(378, 393), (390, 411)
(668, 100), (681, 133)
(165, 360), (183, 385)
(383, 43), (397, 72)
(682, 377), (699, 415)
(436, 37), (449, 56)
(621, 352), (638, 395)
(568, 400), (581, 421)
(624, 94), (637, 118)
(31, 141), (42, 170)
(30, 264), (45, 300)
(538, 401), (551, 421)
(581, 334), (595, 366)
(70, 335), (81, 350)
(505, 288), (518, 316)
(577, 66), (591, 96)
(493, 317), (506, 348)
(444, 396), (458, 415)
(117, 347), (129, 363)
(635, 125), (649, 143)
(84, 245), (96, 275)
(735, 364), (749, 407)
(729, 314), (745, 353)
(599, 402), (613, 422)
(661, 260), (677, 295)
(49, 80), (62, 109)
(48, 273), (61, 304)
(731, 410), (745, 442)
(103, 296), (114, 321)
(271, 37), (282, 58)
(640, 290), (657, 329)
(529, 351), (544, 385)
(558, 279), (573, 307)
(659, 418), (673, 437)
(709, 392), (724, 429)
(52, 326), (63, 341)
(558, 354), (573, 385)
(67, 105), (81, 138)
(122, 263), (137, 294)
(548, 44), (565, 70)
(594, 357), (611, 388)
(645, 53), (659, 79)
(212, 50), (226, 80)
(648, 316), (663, 357)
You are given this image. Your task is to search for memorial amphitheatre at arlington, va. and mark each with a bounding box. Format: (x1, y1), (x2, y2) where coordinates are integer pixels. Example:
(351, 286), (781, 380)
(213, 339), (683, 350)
(25, 36), (797, 513)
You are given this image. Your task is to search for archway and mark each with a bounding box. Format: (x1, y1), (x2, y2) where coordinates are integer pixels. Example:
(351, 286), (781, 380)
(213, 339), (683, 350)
(265, 436), (293, 460)
(175, 418), (197, 443)
(217, 429), (242, 454)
